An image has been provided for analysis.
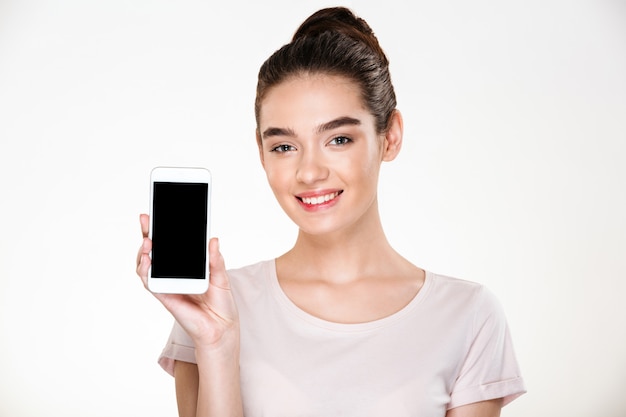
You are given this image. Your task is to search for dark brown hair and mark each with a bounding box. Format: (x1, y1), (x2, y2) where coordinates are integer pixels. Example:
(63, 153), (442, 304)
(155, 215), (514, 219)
(255, 7), (397, 135)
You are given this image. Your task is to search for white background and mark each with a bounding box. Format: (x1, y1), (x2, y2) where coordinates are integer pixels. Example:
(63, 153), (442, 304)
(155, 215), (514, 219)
(1, 0), (625, 416)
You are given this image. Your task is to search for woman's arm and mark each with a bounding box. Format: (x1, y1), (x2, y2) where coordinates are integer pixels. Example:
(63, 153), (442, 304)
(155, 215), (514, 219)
(446, 398), (503, 417)
(171, 321), (242, 417)
(174, 361), (199, 417)
(195, 341), (242, 417)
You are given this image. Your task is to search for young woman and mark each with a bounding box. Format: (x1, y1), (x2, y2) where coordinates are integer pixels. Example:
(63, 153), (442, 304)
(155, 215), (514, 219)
(136, 7), (526, 417)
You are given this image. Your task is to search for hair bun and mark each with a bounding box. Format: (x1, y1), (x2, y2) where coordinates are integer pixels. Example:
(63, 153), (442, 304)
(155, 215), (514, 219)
(255, 6), (396, 134)
(292, 7), (387, 65)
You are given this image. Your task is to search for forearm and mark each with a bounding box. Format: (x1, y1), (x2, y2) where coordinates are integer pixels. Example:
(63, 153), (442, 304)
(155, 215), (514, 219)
(195, 342), (243, 417)
(445, 398), (502, 417)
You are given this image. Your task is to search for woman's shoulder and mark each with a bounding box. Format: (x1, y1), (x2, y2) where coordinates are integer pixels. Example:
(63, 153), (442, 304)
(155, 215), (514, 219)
(425, 271), (503, 313)
(428, 271), (484, 293)
(225, 259), (275, 294)
(227, 259), (273, 277)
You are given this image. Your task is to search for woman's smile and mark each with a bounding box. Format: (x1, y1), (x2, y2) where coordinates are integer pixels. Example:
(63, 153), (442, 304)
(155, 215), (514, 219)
(296, 190), (343, 210)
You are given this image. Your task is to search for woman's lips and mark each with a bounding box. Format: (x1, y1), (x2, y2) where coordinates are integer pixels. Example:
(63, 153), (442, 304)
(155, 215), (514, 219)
(296, 190), (343, 209)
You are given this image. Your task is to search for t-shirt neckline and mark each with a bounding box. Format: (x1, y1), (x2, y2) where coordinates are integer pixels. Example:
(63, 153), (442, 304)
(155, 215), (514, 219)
(266, 258), (434, 333)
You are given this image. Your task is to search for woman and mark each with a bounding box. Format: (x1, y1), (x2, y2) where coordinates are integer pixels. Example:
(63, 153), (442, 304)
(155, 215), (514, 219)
(136, 7), (526, 417)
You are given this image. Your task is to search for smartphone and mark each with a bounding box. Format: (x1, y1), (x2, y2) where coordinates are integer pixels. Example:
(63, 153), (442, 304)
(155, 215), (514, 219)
(148, 166), (211, 294)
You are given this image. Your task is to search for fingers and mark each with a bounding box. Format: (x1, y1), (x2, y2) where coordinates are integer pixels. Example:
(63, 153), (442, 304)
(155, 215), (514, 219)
(136, 214), (150, 266)
(139, 213), (149, 238)
(136, 238), (152, 287)
(136, 214), (152, 288)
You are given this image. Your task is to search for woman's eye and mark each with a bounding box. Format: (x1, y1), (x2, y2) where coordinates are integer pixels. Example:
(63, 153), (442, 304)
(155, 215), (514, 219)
(270, 144), (295, 153)
(329, 136), (352, 146)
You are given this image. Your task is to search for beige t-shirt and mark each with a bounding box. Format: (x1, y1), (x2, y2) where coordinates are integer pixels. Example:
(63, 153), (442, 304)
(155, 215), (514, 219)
(159, 260), (526, 416)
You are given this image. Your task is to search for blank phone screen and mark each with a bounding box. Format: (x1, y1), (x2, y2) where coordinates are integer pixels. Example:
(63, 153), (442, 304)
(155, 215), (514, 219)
(151, 182), (208, 279)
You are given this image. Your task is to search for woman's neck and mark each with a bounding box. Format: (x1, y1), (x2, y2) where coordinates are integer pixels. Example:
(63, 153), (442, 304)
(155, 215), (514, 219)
(278, 211), (406, 284)
(274, 208), (425, 324)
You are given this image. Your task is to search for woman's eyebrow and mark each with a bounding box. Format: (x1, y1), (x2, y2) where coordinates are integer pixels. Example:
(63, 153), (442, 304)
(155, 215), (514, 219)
(261, 116), (361, 140)
(316, 116), (361, 133)
(262, 127), (296, 139)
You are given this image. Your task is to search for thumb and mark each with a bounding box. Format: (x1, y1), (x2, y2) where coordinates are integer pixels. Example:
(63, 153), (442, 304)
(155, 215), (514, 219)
(208, 237), (230, 290)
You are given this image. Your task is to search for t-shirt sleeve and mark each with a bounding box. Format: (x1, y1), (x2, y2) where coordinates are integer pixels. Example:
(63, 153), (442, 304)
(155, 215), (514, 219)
(157, 321), (197, 377)
(448, 286), (526, 409)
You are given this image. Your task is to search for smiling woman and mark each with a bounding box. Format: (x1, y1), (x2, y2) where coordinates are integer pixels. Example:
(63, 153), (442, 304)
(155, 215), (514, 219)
(135, 6), (526, 417)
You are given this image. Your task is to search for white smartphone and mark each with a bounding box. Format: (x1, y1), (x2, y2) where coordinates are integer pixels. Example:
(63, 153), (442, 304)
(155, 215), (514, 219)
(148, 166), (211, 294)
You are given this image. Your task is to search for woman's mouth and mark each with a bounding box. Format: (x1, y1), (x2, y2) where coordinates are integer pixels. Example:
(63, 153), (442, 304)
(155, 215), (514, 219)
(297, 191), (343, 206)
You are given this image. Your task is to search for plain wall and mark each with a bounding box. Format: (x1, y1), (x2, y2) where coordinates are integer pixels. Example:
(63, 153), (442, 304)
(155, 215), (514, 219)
(1, 0), (625, 416)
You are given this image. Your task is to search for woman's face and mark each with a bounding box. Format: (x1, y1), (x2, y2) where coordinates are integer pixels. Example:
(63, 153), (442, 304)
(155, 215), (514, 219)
(257, 73), (401, 237)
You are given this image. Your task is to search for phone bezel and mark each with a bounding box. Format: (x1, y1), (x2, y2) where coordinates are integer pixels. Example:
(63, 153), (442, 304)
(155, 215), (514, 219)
(148, 166), (211, 294)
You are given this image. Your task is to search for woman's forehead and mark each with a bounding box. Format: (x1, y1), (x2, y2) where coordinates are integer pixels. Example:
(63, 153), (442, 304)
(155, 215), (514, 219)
(258, 73), (371, 129)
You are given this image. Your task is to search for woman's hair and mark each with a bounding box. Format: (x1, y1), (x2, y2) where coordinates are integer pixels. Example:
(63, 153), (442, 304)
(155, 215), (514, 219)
(255, 7), (396, 135)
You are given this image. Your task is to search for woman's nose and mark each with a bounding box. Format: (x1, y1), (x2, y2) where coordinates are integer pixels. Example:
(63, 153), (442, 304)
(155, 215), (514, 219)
(295, 150), (329, 184)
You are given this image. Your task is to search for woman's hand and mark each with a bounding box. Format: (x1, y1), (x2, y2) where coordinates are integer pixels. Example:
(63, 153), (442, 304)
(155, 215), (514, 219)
(135, 214), (240, 351)
(137, 214), (243, 416)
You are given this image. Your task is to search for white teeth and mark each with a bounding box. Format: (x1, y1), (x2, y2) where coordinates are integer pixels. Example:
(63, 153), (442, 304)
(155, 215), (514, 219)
(302, 192), (339, 205)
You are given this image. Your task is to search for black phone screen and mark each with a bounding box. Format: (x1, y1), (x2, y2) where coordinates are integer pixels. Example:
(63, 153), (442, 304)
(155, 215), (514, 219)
(151, 182), (208, 279)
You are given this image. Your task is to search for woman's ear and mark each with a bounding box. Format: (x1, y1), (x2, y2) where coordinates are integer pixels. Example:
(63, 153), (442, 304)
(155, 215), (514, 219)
(256, 129), (265, 168)
(382, 110), (403, 162)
